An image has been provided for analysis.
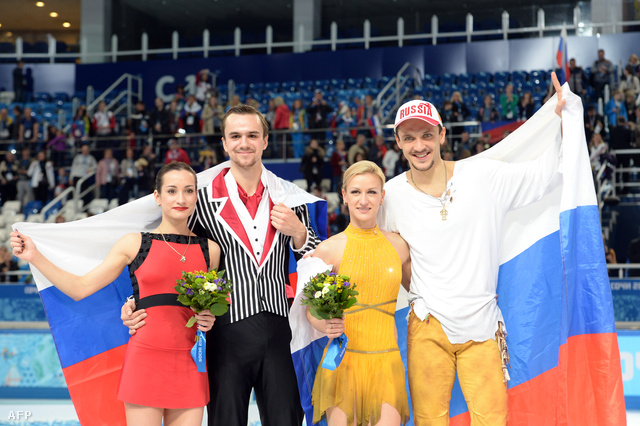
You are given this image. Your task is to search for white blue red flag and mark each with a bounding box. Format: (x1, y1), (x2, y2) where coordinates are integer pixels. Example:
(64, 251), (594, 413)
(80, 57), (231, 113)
(290, 85), (626, 425)
(13, 162), (326, 426)
(556, 24), (571, 84)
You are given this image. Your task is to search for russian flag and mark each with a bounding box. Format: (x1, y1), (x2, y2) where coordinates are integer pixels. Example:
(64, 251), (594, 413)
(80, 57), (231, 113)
(290, 85), (626, 425)
(14, 161), (326, 426)
(556, 24), (571, 84)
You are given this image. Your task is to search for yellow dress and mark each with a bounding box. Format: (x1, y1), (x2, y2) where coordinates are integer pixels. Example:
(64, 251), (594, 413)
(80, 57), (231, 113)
(311, 224), (410, 425)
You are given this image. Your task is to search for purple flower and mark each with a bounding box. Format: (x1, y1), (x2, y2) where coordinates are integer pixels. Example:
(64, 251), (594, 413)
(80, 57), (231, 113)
(186, 288), (193, 295)
(343, 282), (350, 287)
(195, 275), (205, 279)
(218, 287), (222, 291)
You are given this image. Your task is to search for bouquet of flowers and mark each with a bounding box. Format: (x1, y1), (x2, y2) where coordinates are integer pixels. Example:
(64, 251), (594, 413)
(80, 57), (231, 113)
(174, 269), (233, 328)
(300, 270), (358, 320)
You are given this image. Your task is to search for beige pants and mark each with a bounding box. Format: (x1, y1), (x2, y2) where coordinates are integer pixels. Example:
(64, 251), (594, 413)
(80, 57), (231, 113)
(407, 311), (508, 426)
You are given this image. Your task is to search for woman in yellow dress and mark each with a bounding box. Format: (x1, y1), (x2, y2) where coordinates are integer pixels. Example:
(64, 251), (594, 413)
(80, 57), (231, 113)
(306, 160), (411, 426)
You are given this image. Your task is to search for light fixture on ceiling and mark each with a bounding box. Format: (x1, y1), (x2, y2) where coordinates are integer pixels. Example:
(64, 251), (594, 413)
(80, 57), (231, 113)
(50, 12), (58, 17)
(63, 22), (71, 28)
(36, 2), (45, 7)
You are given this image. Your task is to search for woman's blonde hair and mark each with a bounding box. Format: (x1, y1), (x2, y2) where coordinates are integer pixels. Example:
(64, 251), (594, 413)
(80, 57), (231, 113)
(342, 160), (385, 190)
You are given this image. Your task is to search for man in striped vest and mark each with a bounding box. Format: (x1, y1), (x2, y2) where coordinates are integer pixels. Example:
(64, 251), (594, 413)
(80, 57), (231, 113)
(124, 105), (321, 425)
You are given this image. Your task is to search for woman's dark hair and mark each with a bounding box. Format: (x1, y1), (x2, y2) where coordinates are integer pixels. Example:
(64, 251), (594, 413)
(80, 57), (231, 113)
(155, 161), (197, 192)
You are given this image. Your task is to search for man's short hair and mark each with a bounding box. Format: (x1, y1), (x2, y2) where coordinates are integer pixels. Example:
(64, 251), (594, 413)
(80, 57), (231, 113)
(221, 104), (269, 137)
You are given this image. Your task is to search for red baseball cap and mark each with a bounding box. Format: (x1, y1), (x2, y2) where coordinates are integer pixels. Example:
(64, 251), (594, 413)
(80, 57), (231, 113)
(394, 100), (443, 131)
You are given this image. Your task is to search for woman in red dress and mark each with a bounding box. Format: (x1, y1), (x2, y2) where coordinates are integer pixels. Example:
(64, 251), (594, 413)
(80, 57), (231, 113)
(10, 162), (220, 426)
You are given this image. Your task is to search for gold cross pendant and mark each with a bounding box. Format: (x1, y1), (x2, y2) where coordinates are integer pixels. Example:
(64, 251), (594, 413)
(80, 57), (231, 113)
(440, 207), (448, 221)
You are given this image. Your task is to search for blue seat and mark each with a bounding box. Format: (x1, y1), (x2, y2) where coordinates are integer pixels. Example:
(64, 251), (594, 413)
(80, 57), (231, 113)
(511, 71), (528, 85)
(474, 72), (491, 86)
(493, 71), (510, 85)
(457, 73), (472, 86)
(440, 73), (455, 86)
(23, 200), (43, 217)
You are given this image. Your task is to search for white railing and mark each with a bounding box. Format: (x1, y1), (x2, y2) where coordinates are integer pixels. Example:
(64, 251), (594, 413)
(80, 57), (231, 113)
(1, 8), (640, 63)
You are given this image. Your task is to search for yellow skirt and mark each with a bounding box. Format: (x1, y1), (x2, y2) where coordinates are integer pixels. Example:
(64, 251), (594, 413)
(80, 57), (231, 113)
(311, 344), (410, 425)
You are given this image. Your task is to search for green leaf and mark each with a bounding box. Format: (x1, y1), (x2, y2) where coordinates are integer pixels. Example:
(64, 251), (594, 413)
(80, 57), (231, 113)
(186, 316), (198, 328)
(344, 298), (357, 309)
(210, 303), (229, 316)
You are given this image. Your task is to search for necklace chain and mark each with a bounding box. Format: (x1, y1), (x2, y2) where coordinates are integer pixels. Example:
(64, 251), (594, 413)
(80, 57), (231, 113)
(160, 232), (191, 263)
(410, 162), (449, 221)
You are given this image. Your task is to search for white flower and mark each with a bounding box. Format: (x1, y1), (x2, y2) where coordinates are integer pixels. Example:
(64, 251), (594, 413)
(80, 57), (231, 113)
(203, 282), (216, 292)
(314, 291), (322, 299)
(322, 286), (330, 295)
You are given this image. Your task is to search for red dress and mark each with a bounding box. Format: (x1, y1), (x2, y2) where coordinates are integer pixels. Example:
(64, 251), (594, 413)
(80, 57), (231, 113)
(117, 233), (210, 408)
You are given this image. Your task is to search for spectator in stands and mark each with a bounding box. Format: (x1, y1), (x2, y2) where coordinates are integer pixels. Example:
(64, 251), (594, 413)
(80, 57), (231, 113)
(629, 226), (640, 277)
(167, 100), (181, 134)
(499, 83), (519, 121)
(138, 144), (156, 196)
(356, 94), (379, 136)
(368, 134), (387, 168)
(272, 96), (290, 158)
(307, 89), (332, 142)
(27, 150), (55, 205)
(348, 133), (368, 166)
(290, 98), (308, 159)
(334, 102), (356, 144)
(197, 146), (218, 172)
(96, 148), (120, 201)
(201, 96), (224, 140)
(226, 94), (242, 112)
(584, 104), (605, 143)
(12, 60), (26, 104)
(70, 143), (97, 205)
(149, 97), (171, 143)
(457, 130), (472, 156)
(181, 94), (202, 135)
(93, 101), (116, 137)
(382, 143), (401, 179)
(45, 126), (67, 168)
(588, 133), (608, 172)
(628, 54), (640, 76)
(129, 100), (150, 141)
(195, 69), (213, 105)
(16, 148), (33, 207)
(473, 140), (487, 155)
(0, 151), (19, 204)
(625, 90), (638, 124)
(54, 166), (68, 203)
(568, 58), (588, 101)
(165, 138), (190, 165)
(18, 106), (40, 151)
(10, 106), (22, 142)
(171, 83), (186, 110)
(0, 246), (18, 283)
(516, 91), (535, 121)
(619, 65), (640, 98)
(71, 105), (91, 143)
(605, 89), (628, 132)
(245, 97), (262, 112)
(0, 108), (13, 141)
(449, 91), (470, 144)
(591, 49), (615, 102)
(330, 139), (348, 192)
(300, 138), (325, 191)
(119, 148), (137, 205)
(477, 94), (499, 123)
(440, 100), (454, 125)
